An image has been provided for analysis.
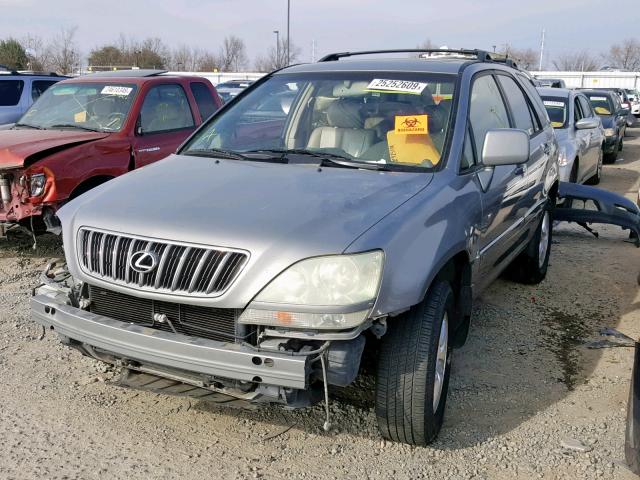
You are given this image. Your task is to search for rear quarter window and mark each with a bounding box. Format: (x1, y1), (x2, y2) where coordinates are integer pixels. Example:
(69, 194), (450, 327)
(190, 82), (218, 122)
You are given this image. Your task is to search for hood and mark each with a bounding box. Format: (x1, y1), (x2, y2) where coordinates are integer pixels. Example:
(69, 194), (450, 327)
(598, 115), (614, 128)
(0, 129), (110, 170)
(59, 154), (433, 306)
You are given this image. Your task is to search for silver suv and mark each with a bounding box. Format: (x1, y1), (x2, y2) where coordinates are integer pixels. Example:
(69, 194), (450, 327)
(32, 49), (559, 445)
(0, 70), (65, 125)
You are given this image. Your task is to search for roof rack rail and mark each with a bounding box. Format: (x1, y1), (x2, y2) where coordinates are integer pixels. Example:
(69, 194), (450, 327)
(318, 49), (518, 68)
(0, 69), (64, 76)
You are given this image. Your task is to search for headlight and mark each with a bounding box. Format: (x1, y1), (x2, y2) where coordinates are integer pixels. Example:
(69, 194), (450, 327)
(604, 128), (616, 137)
(557, 147), (569, 167)
(239, 251), (384, 329)
(29, 173), (47, 197)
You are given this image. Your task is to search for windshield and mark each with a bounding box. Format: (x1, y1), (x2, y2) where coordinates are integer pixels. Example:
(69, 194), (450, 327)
(18, 82), (138, 132)
(586, 94), (614, 116)
(183, 72), (457, 170)
(541, 97), (568, 128)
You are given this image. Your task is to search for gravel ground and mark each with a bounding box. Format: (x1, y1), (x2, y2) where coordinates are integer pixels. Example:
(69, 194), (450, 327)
(1, 132), (640, 480)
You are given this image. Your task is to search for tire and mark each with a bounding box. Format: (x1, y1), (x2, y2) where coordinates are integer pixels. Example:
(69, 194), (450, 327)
(569, 161), (578, 183)
(375, 281), (453, 446)
(585, 149), (603, 185)
(604, 145), (618, 164)
(507, 204), (552, 284)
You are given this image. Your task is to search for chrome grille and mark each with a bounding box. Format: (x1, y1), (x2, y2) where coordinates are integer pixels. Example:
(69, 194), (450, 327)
(78, 228), (248, 296)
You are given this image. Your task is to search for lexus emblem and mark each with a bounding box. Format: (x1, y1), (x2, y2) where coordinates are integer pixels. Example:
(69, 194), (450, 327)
(129, 251), (159, 273)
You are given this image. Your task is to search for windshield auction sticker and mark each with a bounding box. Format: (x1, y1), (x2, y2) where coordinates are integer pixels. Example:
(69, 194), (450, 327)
(395, 115), (429, 135)
(543, 100), (565, 107)
(101, 86), (133, 96)
(590, 96), (608, 101)
(366, 79), (428, 95)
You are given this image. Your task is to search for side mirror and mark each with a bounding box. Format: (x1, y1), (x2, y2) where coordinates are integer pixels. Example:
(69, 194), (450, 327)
(576, 117), (599, 130)
(481, 129), (530, 166)
(135, 115), (143, 136)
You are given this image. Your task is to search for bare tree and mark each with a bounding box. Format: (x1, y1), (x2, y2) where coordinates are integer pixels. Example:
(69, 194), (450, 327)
(198, 52), (220, 72)
(22, 35), (51, 71)
(47, 27), (80, 74)
(502, 45), (538, 70)
(255, 37), (300, 72)
(219, 35), (248, 71)
(552, 50), (599, 71)
(606, 38), (640, 71)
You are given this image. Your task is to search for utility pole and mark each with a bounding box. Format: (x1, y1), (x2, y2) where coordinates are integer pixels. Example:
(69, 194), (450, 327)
(287, 0), (291, 65)
(539, 28), (545, 71)
(311, 39), (316, 63)
(274, 30), (280, 66)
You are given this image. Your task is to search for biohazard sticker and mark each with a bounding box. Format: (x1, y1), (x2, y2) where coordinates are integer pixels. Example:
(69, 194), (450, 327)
(366, 79), (428, 95)
(101, 86), (133, 96)
(394, 115), (429, 135)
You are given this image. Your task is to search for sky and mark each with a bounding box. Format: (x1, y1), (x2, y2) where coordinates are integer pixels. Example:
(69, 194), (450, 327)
(0, 0), (638, 70)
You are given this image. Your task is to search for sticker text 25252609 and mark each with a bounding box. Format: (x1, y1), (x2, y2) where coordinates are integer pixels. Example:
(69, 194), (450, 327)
(366, 79), (428, 95)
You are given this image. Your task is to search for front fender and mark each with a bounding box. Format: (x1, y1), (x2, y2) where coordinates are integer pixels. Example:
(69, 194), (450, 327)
(345, 174), (481, 316)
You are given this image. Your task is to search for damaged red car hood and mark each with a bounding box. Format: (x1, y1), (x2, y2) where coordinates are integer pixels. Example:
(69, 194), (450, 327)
(0, 129), (110, 170)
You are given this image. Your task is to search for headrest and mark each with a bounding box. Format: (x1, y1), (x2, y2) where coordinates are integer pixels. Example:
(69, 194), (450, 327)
(93, 97), (113, 116)
(326, 100), (363, 128)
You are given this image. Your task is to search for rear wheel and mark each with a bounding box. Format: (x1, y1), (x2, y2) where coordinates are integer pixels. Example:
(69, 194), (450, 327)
(376, 281), (453, 446)
(604, 145), (618, 164)
(507, 204), (552, 284)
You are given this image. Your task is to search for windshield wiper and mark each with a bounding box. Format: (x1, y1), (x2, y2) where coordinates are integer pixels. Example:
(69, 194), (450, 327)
(13, 122), (43, 130)
(184, 148), (251, 161)
(245, 148), (391, 171)
(49, 124), (101, 132)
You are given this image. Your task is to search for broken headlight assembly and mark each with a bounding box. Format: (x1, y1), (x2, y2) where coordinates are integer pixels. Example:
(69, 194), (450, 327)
(604, 128), (616, 137)
(239, 250), (384, 330)
(29, 173), (47, 197)
(557, 147), (569, 167)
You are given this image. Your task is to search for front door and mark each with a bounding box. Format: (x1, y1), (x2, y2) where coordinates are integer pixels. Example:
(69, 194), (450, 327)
(133, 83), (197, 168)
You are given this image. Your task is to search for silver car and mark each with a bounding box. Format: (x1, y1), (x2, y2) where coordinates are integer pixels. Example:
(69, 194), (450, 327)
(538, 87), (605, 184)
(31, 49), (559, 446)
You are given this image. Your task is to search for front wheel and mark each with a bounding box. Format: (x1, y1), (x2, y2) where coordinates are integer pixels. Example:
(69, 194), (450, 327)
(375, 281), (453, 446)
(506, 205), (552, 284)
(586, 149), (603, 185)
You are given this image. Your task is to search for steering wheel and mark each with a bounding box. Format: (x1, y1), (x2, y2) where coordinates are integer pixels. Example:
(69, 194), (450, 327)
(104, 112), (125, 130)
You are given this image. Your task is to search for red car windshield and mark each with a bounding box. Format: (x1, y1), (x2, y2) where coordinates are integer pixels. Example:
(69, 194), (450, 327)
(19, 82), (138, 132)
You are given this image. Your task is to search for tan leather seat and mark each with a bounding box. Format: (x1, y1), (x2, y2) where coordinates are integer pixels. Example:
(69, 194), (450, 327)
(307, 101), (375, 157)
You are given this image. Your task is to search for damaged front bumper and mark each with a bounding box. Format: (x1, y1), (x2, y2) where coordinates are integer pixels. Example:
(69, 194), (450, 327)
(555, 182), (640, 246)
(31, 294), (309, 390)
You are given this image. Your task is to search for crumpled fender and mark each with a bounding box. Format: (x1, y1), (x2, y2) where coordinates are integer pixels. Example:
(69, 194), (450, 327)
(554, 182), (640, 247)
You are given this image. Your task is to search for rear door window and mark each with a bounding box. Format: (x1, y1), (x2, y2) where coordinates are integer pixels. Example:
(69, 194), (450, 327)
(496, 75), (534, 135)
(469, 74), (510, 158)
(31, 80), (58, 102)
(0, 80), (24, 106)
(190, 82), (217, 122)
(140, 84), (195, 134)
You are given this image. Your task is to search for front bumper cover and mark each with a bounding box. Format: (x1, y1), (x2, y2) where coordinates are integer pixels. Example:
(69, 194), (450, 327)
(31, 294), (309, 389)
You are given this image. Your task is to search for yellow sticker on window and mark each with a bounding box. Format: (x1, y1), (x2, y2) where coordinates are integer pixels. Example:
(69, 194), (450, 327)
(394, 115), (429, 135)
(387, 130), (440, 165)
(551, 121), (564, 128)
(74, 111), (87, 123)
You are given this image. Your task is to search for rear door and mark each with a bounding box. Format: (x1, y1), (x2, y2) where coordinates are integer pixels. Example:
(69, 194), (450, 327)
(496, 73), (549, 232)
(133, 83), (197, 167)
